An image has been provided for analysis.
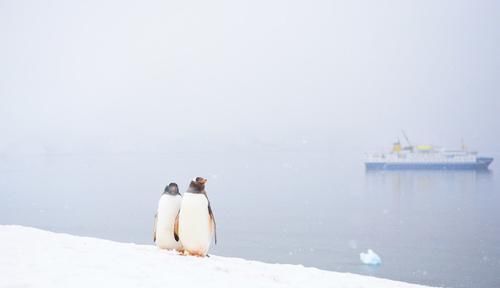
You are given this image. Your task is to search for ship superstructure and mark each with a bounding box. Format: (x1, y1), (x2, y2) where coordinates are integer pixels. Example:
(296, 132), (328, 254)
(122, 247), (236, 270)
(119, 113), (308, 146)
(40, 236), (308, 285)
(365, 134), (493, 170)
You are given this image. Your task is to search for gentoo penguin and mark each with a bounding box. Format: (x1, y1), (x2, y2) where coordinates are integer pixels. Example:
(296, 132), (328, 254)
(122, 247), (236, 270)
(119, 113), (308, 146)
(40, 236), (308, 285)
(178, 177), (217, 257)
(153, 183), (183, 251)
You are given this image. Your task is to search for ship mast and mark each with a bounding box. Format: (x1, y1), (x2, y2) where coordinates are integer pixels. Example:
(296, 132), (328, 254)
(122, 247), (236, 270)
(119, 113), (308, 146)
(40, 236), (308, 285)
(401, 130), (413, 151)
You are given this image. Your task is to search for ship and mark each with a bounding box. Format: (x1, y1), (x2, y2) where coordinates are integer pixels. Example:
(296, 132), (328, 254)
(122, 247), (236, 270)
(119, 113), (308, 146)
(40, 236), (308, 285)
(365, 132), (494, 170)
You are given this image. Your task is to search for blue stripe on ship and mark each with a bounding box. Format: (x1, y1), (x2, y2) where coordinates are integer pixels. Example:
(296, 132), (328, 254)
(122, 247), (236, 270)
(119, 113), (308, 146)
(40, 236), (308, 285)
(365, 157), (493, 170)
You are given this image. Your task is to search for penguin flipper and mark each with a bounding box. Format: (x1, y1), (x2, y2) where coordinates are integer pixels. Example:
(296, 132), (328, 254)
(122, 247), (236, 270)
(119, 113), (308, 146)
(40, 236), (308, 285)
(208, 203), (217, 245)
(174, 212), (180, 242)
(153, 213), (158, 242)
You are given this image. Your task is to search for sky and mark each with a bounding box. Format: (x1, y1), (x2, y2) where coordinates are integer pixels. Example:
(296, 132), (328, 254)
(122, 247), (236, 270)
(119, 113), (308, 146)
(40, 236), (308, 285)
(1, 0), (499, 154)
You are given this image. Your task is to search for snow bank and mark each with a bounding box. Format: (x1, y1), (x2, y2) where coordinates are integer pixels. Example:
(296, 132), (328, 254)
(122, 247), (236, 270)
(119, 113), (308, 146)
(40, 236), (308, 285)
(0, 225), (430, 288)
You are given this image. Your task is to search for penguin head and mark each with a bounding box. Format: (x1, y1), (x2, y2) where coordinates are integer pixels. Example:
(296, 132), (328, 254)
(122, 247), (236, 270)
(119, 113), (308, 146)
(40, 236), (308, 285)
(189, 177), (207, 193)
(164, 182), (180, 195)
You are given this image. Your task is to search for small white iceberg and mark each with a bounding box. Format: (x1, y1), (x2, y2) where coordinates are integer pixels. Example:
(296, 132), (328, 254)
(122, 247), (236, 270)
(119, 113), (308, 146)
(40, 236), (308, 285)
(360, 249), (382, 265)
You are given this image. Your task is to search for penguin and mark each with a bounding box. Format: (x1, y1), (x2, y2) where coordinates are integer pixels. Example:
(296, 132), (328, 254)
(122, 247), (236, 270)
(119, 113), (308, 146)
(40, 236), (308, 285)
(178, 177), (217, 257)
(153, 182), (183, 251)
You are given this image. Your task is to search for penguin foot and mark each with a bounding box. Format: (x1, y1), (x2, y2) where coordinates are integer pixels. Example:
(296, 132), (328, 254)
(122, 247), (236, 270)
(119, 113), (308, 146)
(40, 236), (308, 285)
(179, 249), (209, 257)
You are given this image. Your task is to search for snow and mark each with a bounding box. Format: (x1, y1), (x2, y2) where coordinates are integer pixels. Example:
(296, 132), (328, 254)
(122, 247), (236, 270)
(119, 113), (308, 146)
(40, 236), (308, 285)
(0, 225), (431, 288)
(360, 249), (382, 265)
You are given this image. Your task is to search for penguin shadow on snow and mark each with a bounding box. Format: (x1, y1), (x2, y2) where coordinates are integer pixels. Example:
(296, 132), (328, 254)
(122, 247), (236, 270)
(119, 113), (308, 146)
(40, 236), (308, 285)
(153, 177), (217, 257)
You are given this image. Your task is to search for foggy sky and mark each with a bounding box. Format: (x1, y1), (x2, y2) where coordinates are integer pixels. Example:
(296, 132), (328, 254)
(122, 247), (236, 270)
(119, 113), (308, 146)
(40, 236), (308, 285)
(1, 0), (499, 154)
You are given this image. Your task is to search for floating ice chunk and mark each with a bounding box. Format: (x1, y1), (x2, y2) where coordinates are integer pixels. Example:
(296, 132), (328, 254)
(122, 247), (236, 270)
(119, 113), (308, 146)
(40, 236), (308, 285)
(360, 249), (381, 265)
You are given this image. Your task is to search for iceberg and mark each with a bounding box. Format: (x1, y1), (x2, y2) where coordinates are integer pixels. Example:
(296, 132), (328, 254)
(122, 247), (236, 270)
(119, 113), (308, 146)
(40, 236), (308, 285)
(360, 249), (382, 265)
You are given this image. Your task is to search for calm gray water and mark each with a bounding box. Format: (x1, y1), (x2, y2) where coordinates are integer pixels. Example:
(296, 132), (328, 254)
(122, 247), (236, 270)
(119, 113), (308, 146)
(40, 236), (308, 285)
(1, 151), (499, 288)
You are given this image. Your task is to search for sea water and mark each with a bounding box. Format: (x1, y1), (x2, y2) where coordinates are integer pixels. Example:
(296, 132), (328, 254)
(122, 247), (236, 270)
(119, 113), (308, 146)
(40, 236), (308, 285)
(1, 151), (499, 288)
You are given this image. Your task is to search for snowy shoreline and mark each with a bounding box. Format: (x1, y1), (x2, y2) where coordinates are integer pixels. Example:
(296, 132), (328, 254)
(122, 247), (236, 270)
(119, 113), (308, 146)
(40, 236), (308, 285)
(0, 225), (431, 288)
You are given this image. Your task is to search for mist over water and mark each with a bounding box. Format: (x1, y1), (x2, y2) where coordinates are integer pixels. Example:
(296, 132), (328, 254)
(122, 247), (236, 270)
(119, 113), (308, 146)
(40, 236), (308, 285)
(1, 0), (500, 287)
(1, 0), (500, 155)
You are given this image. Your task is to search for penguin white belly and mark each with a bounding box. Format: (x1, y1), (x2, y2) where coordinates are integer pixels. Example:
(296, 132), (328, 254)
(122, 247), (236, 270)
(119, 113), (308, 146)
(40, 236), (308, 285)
(155, 194), (182, 250)
(179, 193), (212, 256)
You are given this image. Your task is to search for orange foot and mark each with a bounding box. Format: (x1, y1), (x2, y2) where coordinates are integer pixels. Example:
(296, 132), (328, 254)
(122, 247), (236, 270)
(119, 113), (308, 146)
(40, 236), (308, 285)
(183, 249), (207, 257)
